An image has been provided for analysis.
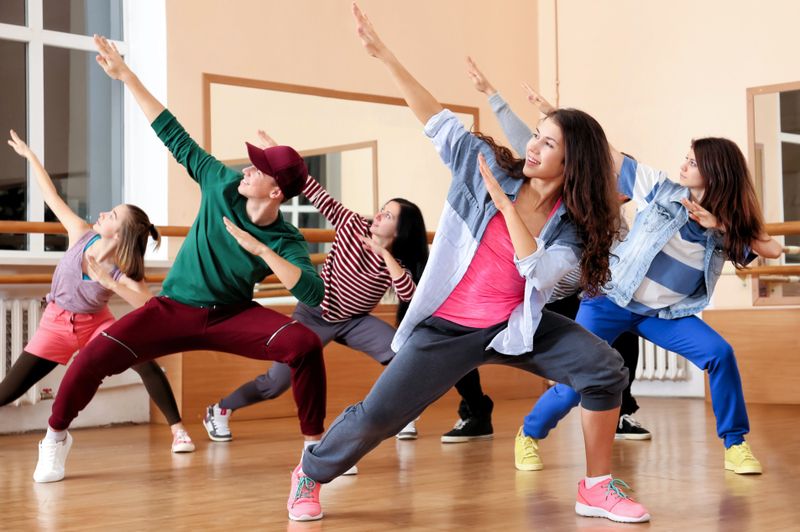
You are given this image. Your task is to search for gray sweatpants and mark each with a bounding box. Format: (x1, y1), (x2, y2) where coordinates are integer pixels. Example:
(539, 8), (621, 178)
(219, 302), (396, 411)
(302, 311), (627, 483)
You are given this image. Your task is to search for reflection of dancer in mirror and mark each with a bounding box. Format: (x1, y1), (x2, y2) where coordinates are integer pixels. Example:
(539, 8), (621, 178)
(204, 129), (429, 466)
(31, 34), (327, 484)
(4, 130), (195, 469)
(445, 60), (649, 467)
(284, 3), (651, 524)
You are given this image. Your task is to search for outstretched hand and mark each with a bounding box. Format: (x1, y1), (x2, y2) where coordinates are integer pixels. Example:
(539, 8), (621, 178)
(352, 2), (390, 60)
(522, 82), (555, 114)
(358, 234), (387, 258)
(223, 217), (267, 256)
(478, 153), (513, 213)
(466, 56), (496, 96)
(94, 34), (130, 81)
(257, 130), (278, 149)
(7, 129), (33, 159)
(681, 198), (721, 230)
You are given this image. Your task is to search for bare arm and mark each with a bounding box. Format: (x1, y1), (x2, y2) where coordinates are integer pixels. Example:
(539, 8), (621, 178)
(86, 257), (153, 308)
(750, 233), (783, 259)
(352, 3), (443, 125)
(7, 130), (89, 242)
(94, 35), (165, 123)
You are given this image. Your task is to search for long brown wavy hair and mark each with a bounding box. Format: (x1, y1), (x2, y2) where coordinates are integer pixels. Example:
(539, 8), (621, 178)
(692, 137), (764, 267)
(475, 108), (619, 295)
(115, 204), (161, 281)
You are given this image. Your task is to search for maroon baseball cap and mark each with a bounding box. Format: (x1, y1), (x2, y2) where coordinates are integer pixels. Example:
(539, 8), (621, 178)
(245, 143), (308, 199)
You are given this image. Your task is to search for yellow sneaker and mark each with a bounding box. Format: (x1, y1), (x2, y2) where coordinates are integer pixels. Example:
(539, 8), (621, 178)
(724, 442), (763, 474)
(514, 426), (543, 471)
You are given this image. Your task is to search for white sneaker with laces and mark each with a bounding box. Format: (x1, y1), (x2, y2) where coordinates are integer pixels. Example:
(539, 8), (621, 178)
(33, 432), (73, 483)
(171, 429), (196, 453)
(203, 404), (232, 442)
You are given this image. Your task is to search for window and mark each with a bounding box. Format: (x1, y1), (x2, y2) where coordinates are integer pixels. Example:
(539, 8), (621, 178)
(0, 0), (125, 254)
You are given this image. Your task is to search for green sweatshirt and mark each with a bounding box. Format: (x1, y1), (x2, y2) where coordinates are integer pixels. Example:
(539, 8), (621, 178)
(152, 110), (324, 307)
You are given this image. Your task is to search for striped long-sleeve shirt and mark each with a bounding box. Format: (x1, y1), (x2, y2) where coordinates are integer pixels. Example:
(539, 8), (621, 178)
(303, 177), (416, 322)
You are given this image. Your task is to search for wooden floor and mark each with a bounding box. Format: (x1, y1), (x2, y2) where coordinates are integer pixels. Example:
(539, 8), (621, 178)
(2, 396), (799, 531)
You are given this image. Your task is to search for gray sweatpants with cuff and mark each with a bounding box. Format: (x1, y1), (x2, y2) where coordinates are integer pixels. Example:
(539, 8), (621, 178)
(302, 310), (628, 483)
(219, 302), (397, 411)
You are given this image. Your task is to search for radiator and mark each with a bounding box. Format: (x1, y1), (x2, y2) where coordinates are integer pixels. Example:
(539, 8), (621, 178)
(0, 298), (45, 405)
(635, 338), (688, 381)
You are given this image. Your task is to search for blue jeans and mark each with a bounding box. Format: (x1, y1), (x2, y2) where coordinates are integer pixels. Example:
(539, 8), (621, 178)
(523, 295), (749, 448)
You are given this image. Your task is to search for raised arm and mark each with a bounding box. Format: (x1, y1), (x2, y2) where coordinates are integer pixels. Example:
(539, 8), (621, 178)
(352, 2), (443, 125)
(94, 35), (164, 122)
(7, 130), (89, 243)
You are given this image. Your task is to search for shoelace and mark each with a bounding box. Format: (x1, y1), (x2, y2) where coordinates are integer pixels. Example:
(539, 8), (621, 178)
(520, 436), (538, 460)
(40, 440), (59, 466)
(209, 408), (230, 432)
(452, 419), (467, 430)
(292, 476), (318, 504)
(604, 478), (633, 500)
(734, 443), (756, 461)
(174, 430), (191, 443)
(619, 414), (643, 429)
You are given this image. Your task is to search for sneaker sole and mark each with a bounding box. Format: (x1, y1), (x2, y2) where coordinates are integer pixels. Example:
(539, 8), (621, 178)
(172, 443), (196, 453)
(440, 434), (493, 443)
(396, 433), (418, 440)
(288, 511), (323, 522)
(615, 433), (652, 440)
(575, 502), (650, 523)
(203, 420), (232, 442)
(724, 461), (763, 474)
(515, 461), (543, 471)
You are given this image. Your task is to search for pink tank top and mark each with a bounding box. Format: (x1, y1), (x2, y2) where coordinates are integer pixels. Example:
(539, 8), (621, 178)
(434, 200), (562, 328)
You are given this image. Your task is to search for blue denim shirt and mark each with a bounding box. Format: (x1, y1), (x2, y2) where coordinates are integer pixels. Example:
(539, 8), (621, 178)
(391, 110), (582, 356)
(607, 157), (727, 319)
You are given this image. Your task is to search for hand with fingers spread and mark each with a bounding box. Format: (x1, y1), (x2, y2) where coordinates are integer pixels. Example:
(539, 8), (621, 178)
(93, 34), (131, 82)
(358, 234), (388, 258)
(223, 217), (267, 256)
(680, 198), (720, 230)
(352, 2), (391, 61)
(7, 129), (34, 160)
(521, 82), (555, 114)
(466, 56), (497, 96)
(478, 153), (513, 214)
(257, 130), (278, 149)
(86, 256), (116, 290)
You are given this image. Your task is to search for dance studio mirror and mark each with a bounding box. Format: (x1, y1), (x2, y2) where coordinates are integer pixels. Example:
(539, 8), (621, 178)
(204, 74), (480, 232)
(747, 81), (800, 302)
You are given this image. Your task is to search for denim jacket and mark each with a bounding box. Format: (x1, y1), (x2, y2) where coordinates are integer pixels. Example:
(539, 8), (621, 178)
(391, 110), (582, 356)
(607, 157), (727, 319)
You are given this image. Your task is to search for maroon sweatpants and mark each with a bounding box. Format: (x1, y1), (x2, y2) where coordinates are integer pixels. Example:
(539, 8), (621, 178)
(49, 296), (326, 435)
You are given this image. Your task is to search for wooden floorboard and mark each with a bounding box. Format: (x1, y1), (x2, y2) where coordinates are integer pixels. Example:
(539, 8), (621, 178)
(2, 396), (799, 531)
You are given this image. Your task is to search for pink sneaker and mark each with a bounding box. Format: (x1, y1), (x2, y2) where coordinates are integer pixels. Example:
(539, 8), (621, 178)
(287, 463), (323, 521)
(575, 478), (650, 523)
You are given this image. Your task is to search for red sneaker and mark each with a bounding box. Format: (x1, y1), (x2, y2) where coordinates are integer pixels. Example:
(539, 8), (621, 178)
(575, 478), (650, 523)
(287, 463), (323, 521)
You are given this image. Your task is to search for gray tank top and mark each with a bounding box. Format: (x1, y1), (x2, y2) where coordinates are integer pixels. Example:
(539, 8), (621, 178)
(46, 230), (123, 314)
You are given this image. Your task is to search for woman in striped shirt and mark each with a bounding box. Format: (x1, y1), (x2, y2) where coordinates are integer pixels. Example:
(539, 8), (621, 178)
(203, 131), (429, 455)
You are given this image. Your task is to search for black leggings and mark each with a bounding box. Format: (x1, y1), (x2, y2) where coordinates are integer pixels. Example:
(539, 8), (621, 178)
(455, 293), (641, 418)
(0, 351), (182, 425)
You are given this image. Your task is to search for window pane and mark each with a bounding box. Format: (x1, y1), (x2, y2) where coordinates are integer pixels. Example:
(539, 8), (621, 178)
(781, 142), (800, 264)
(0, 1), (26, 25)
(44, 46), (123, 251)
(43, 0), (123, 40)
(298, 212), (329, 254)
(0, 39), (29, 250)
(780, 90), (800, 135)
(298, 154), (327, 206)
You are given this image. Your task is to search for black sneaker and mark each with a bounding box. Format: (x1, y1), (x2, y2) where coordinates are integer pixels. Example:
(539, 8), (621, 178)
(615, 414), (651, 440)
(441, 396), (493, 443)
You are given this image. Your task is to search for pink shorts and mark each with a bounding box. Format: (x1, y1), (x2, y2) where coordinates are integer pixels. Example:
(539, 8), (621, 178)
(24, 302), (116, 365)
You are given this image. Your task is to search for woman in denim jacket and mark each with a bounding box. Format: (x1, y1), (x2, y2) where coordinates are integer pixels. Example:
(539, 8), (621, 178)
(284, 3), (652, 524)
(524, 135), (782, 476)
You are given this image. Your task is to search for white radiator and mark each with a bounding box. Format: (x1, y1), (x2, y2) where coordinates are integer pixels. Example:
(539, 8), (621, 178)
(635, 338), (688, 381)
(0, 298), (45, 405)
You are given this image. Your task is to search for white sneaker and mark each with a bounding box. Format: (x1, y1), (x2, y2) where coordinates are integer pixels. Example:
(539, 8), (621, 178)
(396, 418), (419, 440)
(171, 429), (196, 453)
(33, 432), (73, 483)
(203, 404), (232, 442)
(342, 464), (359, 476)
